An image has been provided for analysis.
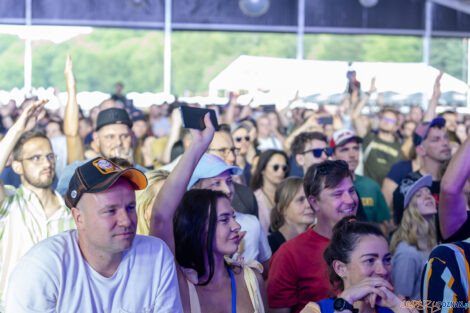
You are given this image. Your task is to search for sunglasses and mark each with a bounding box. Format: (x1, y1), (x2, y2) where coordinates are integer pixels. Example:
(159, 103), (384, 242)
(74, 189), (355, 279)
(382, 117), (396, 124)
(207, 147), (240, 156)
(234, 136), (250, 143)
(302, 148), (333, 158)
(272, 164), (289, 173)
(311, 160), (349, 182)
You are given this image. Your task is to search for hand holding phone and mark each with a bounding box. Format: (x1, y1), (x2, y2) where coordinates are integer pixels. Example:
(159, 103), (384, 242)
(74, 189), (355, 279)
(180, 106), (219, 131)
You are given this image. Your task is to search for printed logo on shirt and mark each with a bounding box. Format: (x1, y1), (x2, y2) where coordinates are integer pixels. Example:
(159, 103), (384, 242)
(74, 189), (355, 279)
(368, 141), (400, 157)
(361, 197), (374, 207)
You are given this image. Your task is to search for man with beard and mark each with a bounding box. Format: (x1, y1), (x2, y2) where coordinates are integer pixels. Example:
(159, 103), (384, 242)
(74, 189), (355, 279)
(0, 100), (75, 310)
(353, 107), (403, 186)
(57, 107), (147, 195)
(393, 117), (451, 227)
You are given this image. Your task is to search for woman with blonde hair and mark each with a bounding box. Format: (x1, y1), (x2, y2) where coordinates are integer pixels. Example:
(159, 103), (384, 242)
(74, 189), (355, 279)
(389, 174), (437, 300)
(268, 177), (315, 254)
(135, 169), (169, 235)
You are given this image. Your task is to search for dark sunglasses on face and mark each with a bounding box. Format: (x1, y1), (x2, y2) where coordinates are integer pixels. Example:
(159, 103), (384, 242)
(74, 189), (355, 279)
(302, 147), (334, 158)
(234, 136), (250, 143)
(272, 164), (289, 173)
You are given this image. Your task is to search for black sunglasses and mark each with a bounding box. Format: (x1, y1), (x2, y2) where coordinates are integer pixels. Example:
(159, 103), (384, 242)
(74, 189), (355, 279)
(311, 160), (349, 182)
(302, 148), (334, 158)
(234, 136), (250, 143)
(272, 164), (289, 173)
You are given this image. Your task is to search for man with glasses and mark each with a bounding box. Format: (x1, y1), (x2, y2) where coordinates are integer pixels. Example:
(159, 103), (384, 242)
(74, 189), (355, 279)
(353, 100), (403, 186)
(291, 131), (332, 176)
(268, 160), (359, 313)
(207, 128), (259, 217)
(0, 100), (75, 310)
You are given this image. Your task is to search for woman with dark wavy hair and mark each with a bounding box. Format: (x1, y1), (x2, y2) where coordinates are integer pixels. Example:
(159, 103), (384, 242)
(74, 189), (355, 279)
(149, 114), (267, 313)
(251, 149), (289, 234)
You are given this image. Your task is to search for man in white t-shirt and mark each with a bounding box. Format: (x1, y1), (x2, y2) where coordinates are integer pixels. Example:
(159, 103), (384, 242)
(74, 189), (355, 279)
(6, 157), (182, 313)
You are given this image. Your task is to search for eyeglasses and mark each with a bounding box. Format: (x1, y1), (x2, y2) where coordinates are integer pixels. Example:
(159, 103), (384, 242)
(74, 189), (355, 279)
(234, 136), (250, 143)
(207, 147), (240, 157)
(311, 160), (349, 182)
(301, 148), (333, 158)
(272, 164), (289, 173)
(382, 117), (396, 124)
(19, 153), (57, 164)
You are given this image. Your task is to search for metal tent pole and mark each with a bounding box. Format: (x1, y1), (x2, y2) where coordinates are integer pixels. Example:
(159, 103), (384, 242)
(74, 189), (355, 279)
(24, 0), (32, 96)
(296, 0), (305, 60)
(423, 0), (433, 65)
(163, 0), (172, 95)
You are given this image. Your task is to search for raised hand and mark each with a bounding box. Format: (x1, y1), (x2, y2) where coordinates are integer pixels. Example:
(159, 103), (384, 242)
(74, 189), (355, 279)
(189, 112), (215, 151)
(433, 71), (443, 99)
(369, 77), (377, 94)
(13, 99), (48, 133)
(64, 53), (76, 91)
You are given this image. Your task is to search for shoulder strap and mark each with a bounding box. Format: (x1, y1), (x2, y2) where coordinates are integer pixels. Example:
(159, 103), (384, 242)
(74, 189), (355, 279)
(186, 280), (202, 313)
(243, 265), (265, 313)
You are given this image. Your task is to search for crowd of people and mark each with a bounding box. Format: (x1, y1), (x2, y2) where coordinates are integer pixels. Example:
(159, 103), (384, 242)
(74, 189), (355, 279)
(0, 55), (470, 313)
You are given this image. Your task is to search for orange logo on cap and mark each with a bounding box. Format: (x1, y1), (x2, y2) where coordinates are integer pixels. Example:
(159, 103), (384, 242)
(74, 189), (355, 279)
(92, 158), (120, 175)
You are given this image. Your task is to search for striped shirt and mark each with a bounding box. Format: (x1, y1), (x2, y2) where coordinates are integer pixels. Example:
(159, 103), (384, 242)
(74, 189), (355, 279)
(422, 239), (470, 313)
(0, 185), (75, 309)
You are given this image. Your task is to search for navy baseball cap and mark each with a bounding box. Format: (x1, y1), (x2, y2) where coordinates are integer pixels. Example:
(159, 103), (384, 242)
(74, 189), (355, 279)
(65, 157), (147, 208)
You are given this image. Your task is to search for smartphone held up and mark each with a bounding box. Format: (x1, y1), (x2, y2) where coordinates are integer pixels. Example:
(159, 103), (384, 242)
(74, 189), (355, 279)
(179, 106), (220, 131)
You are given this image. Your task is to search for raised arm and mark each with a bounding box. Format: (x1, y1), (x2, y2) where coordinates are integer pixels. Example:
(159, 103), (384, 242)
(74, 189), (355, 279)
(423, 71), (443, 123)
(352, 77), (376, 138)
(284, 114), (320, 153)
(0, 100), (47, 205)
(439, 135), (470, 240)
(149, 113), (215, 254)
(63, 54), (84, 163)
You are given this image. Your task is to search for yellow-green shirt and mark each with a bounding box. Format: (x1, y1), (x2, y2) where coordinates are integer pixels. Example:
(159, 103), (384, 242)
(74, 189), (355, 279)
(0, 185), (75, 309)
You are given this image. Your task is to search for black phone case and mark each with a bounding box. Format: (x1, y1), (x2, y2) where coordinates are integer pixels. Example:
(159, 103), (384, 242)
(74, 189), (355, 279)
(180, 106), (220, 131)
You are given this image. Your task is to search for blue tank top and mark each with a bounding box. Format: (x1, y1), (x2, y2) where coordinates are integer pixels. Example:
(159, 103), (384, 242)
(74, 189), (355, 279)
(317, 298), (394, 313)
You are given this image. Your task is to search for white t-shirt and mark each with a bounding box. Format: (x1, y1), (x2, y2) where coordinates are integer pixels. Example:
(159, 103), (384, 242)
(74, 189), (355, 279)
(234, 213), (272, 264)
(6, 230), (183, 313)
(257, 136), (283, 152)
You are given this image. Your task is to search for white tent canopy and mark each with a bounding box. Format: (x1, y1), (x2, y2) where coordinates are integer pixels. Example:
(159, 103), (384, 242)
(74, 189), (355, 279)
(209, 55), (469, 107)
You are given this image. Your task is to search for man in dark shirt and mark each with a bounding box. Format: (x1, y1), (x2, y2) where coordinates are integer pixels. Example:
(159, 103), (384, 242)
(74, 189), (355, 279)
(393, 117), (451, 226)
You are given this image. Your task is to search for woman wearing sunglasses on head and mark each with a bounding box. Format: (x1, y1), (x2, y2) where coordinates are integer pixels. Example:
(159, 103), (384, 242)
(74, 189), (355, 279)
(300, 216), (416, 313)
(251, 149), (290, 234)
